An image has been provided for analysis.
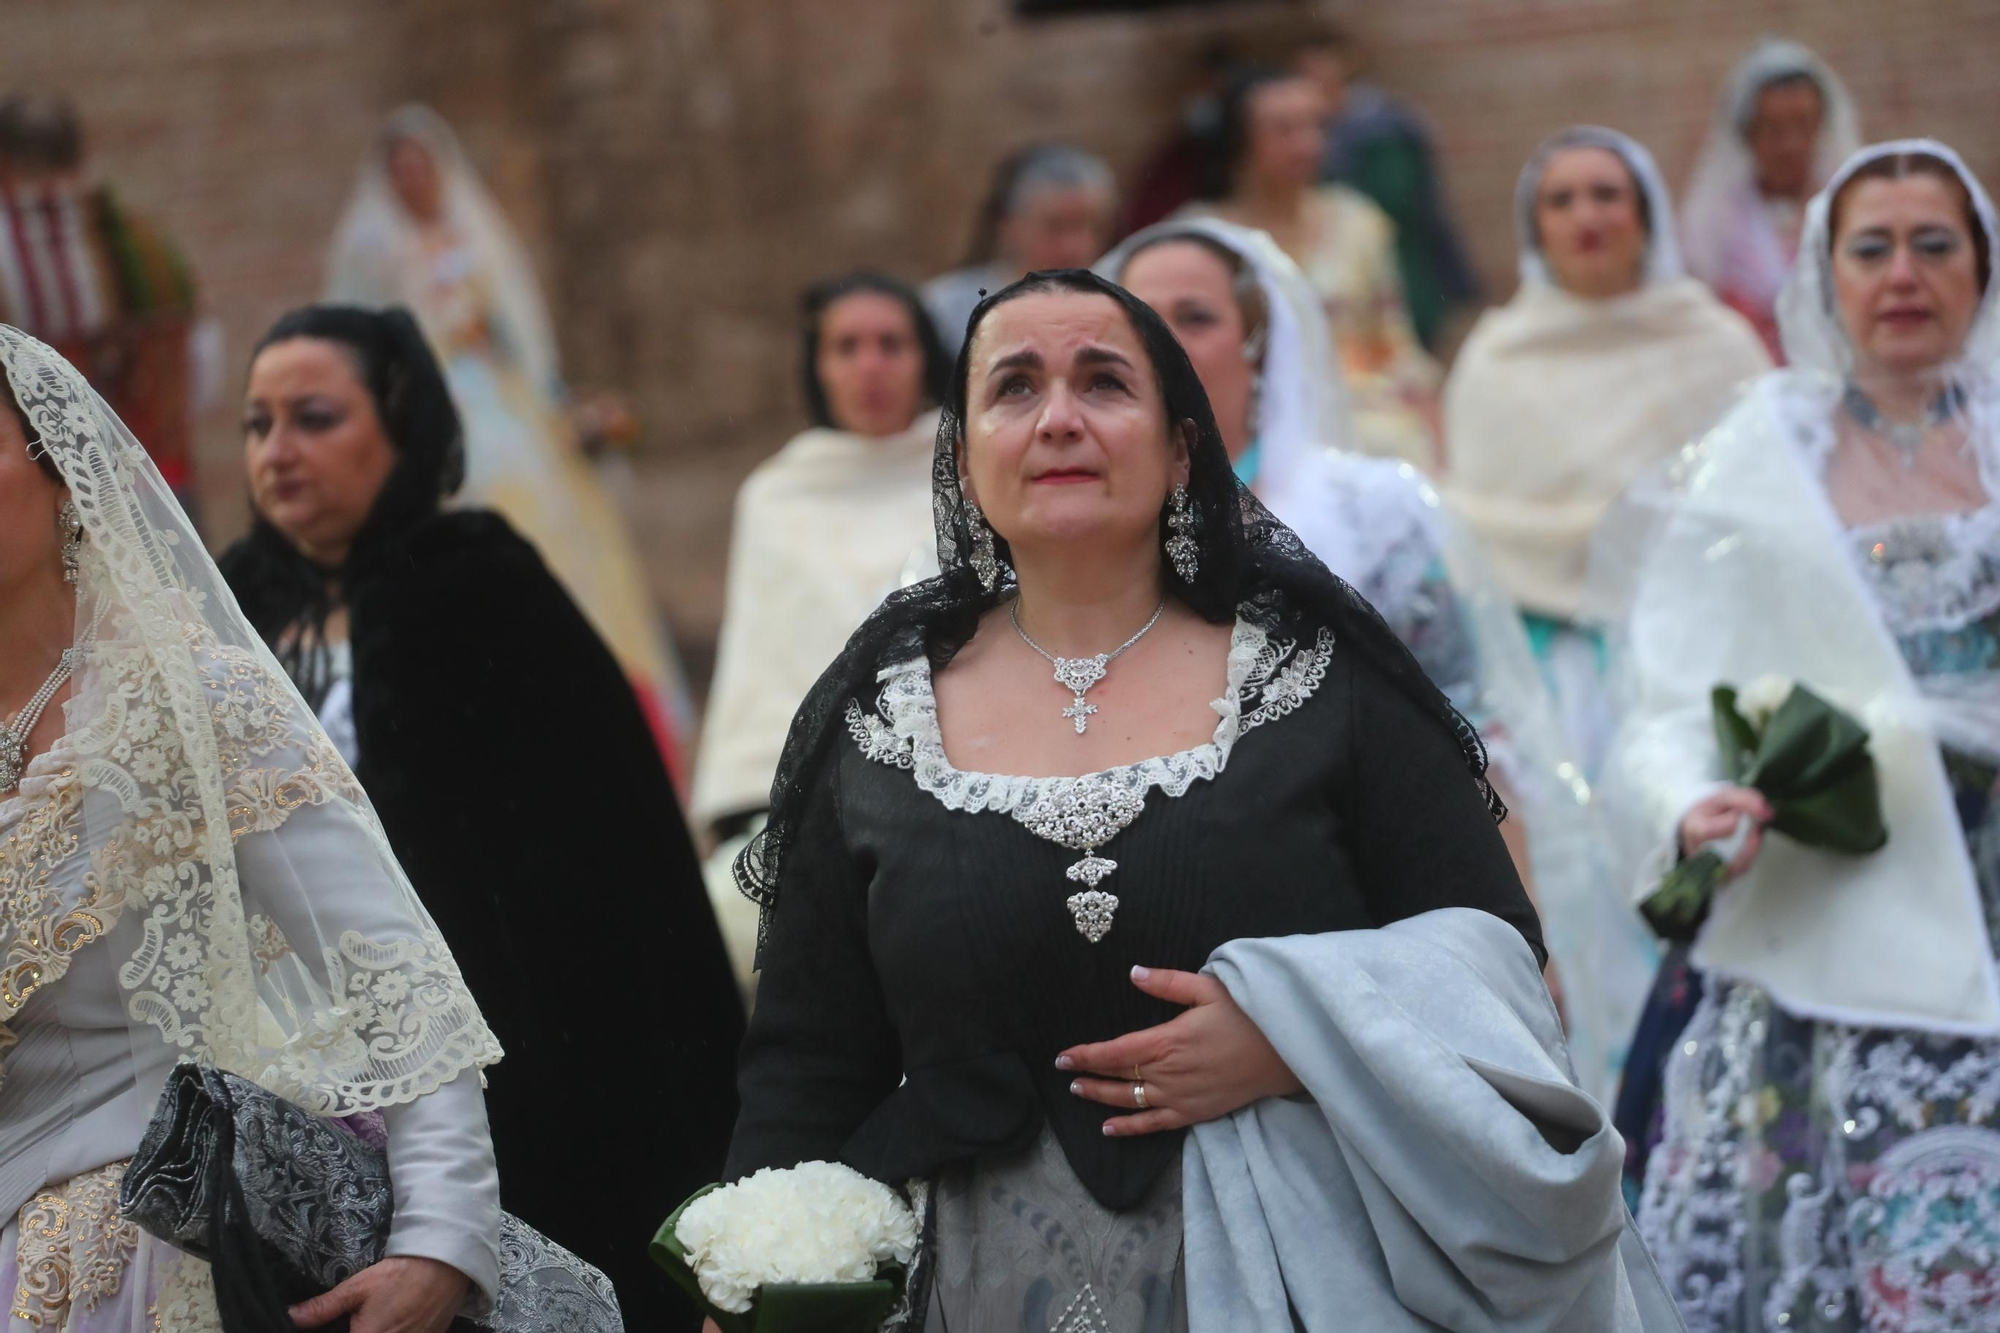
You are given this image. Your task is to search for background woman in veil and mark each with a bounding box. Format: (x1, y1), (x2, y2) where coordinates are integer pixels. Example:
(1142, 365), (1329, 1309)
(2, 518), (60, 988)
(1604, 141), (2000, 1331)
(1101, 215), (1644, 1103)
(326, 105), (694, 786)
(1680, 39), (1862, 362)
(1443, 126), (1770, 774)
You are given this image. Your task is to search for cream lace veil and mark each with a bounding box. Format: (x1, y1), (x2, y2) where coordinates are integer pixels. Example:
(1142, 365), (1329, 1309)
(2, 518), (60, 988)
(0, 324), (502, 1112)
(1680, 39), (1862, 298)
(326, 105), (561, 399)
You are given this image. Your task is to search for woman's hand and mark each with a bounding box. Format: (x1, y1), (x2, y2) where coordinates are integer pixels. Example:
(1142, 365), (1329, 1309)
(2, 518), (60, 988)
(1055, 965), (1301, 1137)
(290, 1256), (468, 1333)
(1679, 785), (1774, 877)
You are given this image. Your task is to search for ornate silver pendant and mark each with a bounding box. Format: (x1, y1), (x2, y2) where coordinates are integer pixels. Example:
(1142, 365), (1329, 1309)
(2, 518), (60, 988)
(0, 728), (20, 791)
(1019, 777), (1146, 942)
(1051, 655), (1111, 735)
(1066, 890), (1120, 944)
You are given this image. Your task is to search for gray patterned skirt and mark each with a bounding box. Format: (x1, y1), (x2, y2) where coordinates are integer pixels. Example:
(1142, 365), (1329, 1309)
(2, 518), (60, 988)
(916, 1128), (1187, 1333)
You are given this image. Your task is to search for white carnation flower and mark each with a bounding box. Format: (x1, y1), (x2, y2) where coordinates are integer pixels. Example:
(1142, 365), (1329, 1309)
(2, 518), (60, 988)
(674, 1161), (917, 1315)
(1736, 674), (1795, 727)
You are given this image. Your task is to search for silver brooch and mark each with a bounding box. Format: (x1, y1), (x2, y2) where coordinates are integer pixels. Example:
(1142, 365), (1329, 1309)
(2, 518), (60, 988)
(1018, 776), (1146, 942)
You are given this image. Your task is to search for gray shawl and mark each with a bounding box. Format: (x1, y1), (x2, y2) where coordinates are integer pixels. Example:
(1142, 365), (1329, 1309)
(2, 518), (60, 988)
(1185, 908), (1683, 1331)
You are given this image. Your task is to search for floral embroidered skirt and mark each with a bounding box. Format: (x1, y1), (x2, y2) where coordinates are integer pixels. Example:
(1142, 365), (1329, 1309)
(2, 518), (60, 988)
(917, 1129), (1187, 1333)
(0, 1161), (220, 1331)
(1638, 983), (2000, 1332)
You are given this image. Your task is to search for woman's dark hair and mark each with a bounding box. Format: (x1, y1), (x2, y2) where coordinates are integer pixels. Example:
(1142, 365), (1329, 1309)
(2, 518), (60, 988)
(1201, 65), (1302, 201)
(217, 304), (464, 708)
(738, 267), (1501, 952)
(0, 95), (84, 174)
(1829, 151), (1993, 293)
(800, 271), (950, 432)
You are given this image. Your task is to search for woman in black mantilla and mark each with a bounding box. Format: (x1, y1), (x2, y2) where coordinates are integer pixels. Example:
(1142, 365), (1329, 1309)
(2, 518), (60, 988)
(217, 304), (743, 1331)
(714, 271), (1675, 1331)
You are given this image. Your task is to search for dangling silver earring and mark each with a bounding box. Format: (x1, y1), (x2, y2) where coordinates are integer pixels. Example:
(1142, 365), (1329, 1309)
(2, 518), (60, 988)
(58, 500), (83, 586)
(1165, 484), (1199, 583)
(967, 503), (1001, 594)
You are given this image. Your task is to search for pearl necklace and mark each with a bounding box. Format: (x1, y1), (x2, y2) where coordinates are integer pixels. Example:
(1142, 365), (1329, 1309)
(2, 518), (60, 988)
(0, 649), (77, 792)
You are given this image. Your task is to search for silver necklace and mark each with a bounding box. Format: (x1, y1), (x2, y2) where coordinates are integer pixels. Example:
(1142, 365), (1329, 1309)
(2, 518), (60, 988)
(1844, 384), (1957, 472)
(1010, 598), (1167, 735)
(0, 648), (77, 792)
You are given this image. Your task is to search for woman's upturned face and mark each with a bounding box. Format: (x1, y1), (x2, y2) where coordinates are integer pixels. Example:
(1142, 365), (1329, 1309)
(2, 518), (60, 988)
(1832, 173), (1984, 377)
(1244, 78), (1327, 194)
(1120, 241), (1255, 461)
(386, 137), (445, 223)
(1001, 185), (1115, 274)
(1534, 146), (1648, 299)
(816, 291), (928, 439)
(244, 338), (397, 567)
(961, 290), (1189, 563)
(0, 402), (65, 595)
(1746, 79), (1824, 199)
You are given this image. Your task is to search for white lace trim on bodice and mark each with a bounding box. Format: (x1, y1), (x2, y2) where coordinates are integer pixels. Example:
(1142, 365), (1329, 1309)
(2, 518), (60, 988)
(844, 615), (1336, 821)
(1845, 505), (2000, 639)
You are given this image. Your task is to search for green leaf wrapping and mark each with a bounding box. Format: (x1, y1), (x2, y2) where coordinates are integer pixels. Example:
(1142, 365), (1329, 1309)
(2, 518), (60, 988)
(1640, 683), (1887, 937)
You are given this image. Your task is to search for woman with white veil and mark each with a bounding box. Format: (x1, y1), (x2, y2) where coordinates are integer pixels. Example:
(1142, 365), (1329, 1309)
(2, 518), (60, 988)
(0, 324), (511, 1328)
(1444, 127), (1771, 774)
(1101, 217), (1649, 1103)
(1603, 141), (2000, 1331)
(327, 106), (693, 785)
(1681, 39), (1862, 362)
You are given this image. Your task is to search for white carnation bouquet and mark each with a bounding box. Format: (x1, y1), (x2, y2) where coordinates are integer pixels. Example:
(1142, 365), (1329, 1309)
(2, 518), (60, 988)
(650, 1161), (918, 1332)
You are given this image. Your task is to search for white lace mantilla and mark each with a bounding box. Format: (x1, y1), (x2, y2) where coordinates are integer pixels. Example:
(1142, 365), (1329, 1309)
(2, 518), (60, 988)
(844, 616), (1335, 834)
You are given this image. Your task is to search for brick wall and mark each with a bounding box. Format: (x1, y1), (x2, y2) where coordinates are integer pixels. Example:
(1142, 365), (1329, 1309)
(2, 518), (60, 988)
(7, 0), (1999, 680)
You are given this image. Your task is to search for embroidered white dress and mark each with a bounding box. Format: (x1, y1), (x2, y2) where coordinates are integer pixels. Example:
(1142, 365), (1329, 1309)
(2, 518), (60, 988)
(1635, 389), (2000, 1332)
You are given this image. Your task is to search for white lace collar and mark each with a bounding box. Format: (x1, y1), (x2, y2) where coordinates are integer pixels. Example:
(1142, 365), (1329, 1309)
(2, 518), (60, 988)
(845, 613), (1337, 942)
(845, 614), (1336, 817)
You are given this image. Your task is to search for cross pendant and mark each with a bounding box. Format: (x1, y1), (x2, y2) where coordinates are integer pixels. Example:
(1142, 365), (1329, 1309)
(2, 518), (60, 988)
(1062, 696), (1098, 734)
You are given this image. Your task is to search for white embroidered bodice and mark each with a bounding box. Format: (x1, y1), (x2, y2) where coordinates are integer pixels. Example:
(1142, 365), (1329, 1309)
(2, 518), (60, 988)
(1846, 504), (2000, 639)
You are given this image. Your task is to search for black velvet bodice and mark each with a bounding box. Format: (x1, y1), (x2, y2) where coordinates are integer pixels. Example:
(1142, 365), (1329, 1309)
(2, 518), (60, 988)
(726, 617), (1541, 1210)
